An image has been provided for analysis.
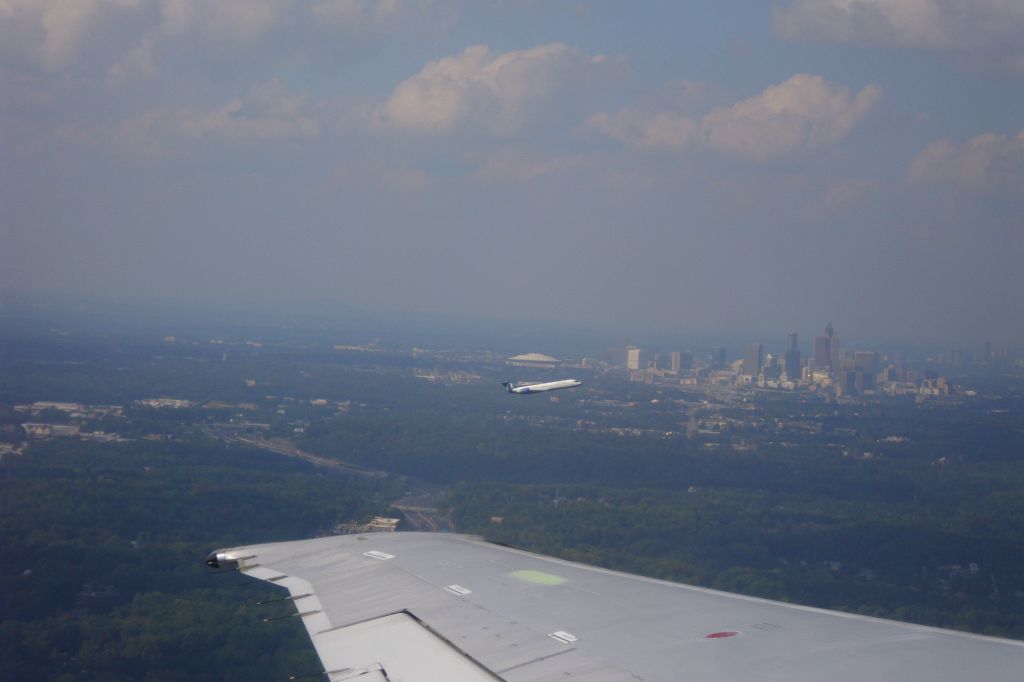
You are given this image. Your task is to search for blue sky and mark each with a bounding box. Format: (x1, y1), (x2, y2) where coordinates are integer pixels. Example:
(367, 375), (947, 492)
(1, 1), (1022, 344)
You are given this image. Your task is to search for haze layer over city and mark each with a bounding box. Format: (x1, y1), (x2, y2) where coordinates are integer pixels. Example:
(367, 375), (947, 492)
(2, 2), (1024, 680)
(2, 1), (1022, 344)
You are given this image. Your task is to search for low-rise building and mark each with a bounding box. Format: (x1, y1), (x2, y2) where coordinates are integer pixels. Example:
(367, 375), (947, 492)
(507, 352), (560, 368)
(22, 423), (80, 438)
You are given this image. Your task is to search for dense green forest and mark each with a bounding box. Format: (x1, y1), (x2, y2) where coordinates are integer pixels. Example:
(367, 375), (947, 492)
(0, 438), (402, 680)
(445, 477), (1024, 638)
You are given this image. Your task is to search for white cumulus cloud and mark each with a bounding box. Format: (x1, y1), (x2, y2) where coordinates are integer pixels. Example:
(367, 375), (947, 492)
(105, 0), (289, 86)
(587, 74), (881, 160)
(4, 0), (425, 85)
(177, 79), (319, 140)
(700, 74), (881, 160)
(0, 0), (140, 71)
(374, 43), (625, 136)
(584, 109), (696, 152)
(774, 0), (1024, 70)
(106, 34), (157, 86)
(909, 129), (1024, 191)
(117, 79), (319, 152)
(158, 0), (286, 43)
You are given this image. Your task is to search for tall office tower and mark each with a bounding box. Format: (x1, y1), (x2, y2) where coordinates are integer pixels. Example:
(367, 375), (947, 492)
(681, 351), (693, 370)
(714, 346), (727, 369)
(853, 371), (867, 393)
(743, 342), (763, 377)
(853, 351), (878, 375)
(835, 370), (855, 396)
(764, 353), (782, 380)
(626, 347), (648, 371)
(853, 351), (878, 390)
(669, 351), (681, 372)
(813, 335), (831, 372)
(812, 322), (838, 374)
(785, 333), (801, 381)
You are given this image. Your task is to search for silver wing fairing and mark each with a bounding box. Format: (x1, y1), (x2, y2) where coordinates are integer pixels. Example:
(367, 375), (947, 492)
(209, 532), (1024, 681)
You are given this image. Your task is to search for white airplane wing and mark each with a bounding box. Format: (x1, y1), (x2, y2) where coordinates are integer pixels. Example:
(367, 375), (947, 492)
(209, 532), (1024, 681)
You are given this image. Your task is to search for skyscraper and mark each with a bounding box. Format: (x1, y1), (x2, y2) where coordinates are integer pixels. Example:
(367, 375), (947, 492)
(853, 351), (878, 375)
(626, 347), (648, 371)
(813, 335), (831, 372)
(743, 343), (763, 377)
(714, 346), (727, 370)
(666, 351), (692, 372)
(784, 332), (801, 382)
(853, 351), (878, 390)
(666, 352), (681, 372)
(813, 322), (836, 375)
(654, 352), (678, 372)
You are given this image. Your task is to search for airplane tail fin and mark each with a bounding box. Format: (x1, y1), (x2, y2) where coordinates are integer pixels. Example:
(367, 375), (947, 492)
(501, 382), (514, 393)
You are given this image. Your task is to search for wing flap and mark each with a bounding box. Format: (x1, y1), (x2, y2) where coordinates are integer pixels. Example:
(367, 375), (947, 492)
(316, 612), (498, 682)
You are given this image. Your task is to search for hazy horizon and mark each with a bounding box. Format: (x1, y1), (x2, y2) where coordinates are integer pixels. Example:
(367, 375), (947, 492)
(3, 2), (1022, 345)
(0, 288), (1010, 361)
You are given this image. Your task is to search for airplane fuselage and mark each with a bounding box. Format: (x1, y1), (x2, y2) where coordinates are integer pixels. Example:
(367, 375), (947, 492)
(502, 379), (582, 394)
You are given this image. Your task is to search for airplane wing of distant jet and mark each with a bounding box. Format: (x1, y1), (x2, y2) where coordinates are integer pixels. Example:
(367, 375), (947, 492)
(503, 379), (582, 394)
(207, 532), (1024, 681)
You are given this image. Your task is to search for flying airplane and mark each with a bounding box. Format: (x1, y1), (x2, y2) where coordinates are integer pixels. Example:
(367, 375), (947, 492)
(207, 532), (1024, 681)
(502, 379), (582, 394)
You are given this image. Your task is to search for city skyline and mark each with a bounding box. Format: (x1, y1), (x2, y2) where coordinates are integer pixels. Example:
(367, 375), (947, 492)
(3, 289), (1017, 364)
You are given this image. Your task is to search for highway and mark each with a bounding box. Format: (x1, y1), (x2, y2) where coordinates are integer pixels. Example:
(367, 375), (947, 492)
(210, 429), (389, 479)
(208, 428), (453, 531)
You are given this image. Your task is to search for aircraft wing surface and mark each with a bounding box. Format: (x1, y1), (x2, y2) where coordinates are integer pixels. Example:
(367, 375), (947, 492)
(212, 532), (1024, 681)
